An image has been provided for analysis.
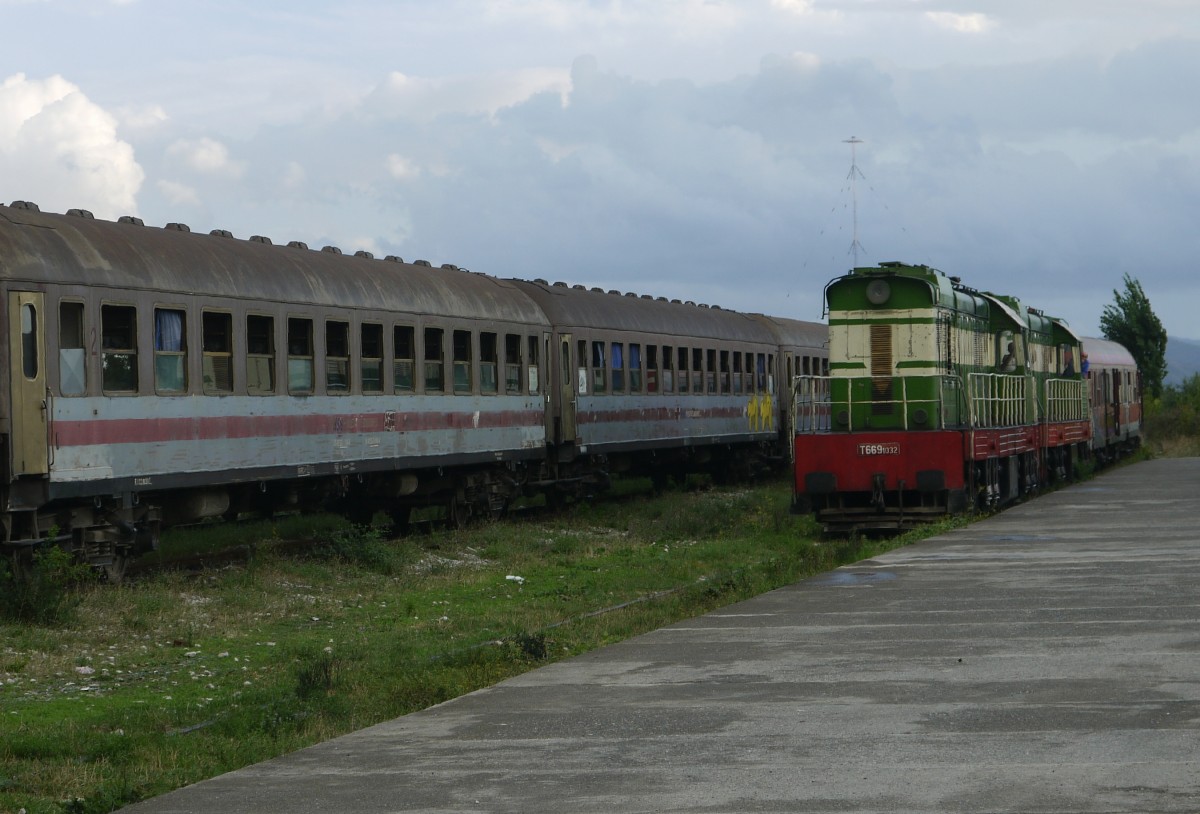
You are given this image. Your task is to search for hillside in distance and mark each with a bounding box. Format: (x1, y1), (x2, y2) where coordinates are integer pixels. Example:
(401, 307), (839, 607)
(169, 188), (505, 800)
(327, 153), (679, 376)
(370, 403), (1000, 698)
(1165, 336), (1200, 386)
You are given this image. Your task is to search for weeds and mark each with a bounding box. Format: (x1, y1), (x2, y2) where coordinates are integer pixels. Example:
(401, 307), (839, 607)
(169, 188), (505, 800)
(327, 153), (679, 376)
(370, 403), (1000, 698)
(0, 547), (95, 625)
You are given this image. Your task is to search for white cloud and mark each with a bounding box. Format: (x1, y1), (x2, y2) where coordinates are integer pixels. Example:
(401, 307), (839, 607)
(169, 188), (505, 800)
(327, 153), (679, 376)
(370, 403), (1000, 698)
(0, 73), (143, 218)
(156, 179), (200, 206)
(925, 11), (994, 34)
(165, 137), (245, 177)
(386, 154), (420, 181)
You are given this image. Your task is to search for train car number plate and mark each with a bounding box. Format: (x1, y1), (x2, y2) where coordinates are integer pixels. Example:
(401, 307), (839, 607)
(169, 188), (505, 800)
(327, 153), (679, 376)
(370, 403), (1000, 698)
(857, 443), (900, 456)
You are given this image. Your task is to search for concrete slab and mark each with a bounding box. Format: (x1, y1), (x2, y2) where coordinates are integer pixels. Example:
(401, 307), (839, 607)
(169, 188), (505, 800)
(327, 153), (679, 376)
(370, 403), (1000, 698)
(121, 458), (1200, 813)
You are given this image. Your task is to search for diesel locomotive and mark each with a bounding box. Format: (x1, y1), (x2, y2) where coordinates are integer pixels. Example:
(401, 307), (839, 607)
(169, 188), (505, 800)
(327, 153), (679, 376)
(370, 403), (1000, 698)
(791, 261), (1142, 532)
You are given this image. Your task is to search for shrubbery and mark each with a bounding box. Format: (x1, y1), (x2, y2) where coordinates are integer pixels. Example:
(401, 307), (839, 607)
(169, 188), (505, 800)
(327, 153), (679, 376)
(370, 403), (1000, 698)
(1144, 374), (1200, 450)
(0, 546), (94, 625)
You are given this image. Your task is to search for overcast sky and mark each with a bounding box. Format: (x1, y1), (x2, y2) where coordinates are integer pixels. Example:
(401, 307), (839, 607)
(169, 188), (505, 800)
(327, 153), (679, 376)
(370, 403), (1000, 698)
(2, 0), (1198, 340)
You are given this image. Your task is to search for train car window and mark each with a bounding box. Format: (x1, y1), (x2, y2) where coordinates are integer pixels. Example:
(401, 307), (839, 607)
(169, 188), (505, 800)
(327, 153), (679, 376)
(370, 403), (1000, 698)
(591, 341), (607, 393)
(719, 350), (729, 394)
(767, 353), (775, 393)
(394, 325), (415, 393)
(101, 304), (139, 393)
(692, 348), (704, 394)
(676, 346), (689, 393)
(453, 329), (472, 394)
(361, 323), (384, 394)
(153, 308), (187, 394)
(630, 344), (642, 392)
(611, 342), (625, 393)
(526, 335), (540, 394)
(756, 353), (767, 392)
(577, 340), (588, 395)
(503, 334), (522, 394)
(59, 302), (86, 396)
(744, 352), (755, 393)
(287, 317), (315, 394)
(733, 351), (744, 394)
(480, 332), (499, 394)
(424, 327), (444, 392)
(203, 311), (234, 394)
(646, 345), (659, 393)
(21, 303), (38, 380)
(325, 321), (350, 394)
(246, 315), (275, 395)
(821, 357), (829, 376)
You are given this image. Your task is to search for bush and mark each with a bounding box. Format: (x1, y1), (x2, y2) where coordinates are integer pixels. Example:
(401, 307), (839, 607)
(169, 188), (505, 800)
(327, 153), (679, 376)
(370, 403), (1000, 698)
(0, 546), (94, 625)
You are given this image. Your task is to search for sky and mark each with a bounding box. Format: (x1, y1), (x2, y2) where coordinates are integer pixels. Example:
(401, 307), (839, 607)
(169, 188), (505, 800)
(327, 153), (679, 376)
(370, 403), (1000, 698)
(2, 0), (1198, 341)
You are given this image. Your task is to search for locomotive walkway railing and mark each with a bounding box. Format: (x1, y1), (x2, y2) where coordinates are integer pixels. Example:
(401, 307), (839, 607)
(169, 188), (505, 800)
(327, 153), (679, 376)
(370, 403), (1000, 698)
(792, 374), (967, 433)
(1045, 377), (1088, 422)
(966, 373), (1028, 428)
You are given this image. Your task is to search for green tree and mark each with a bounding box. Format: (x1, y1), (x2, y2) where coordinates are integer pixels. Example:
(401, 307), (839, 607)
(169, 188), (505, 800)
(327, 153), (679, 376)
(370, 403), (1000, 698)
(1100, 274), (1167, 398)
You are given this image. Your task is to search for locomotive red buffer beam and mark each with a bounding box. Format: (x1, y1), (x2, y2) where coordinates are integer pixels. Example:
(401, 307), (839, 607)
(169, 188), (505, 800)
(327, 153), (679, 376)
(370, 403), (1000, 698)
(793, 431), (969, 531)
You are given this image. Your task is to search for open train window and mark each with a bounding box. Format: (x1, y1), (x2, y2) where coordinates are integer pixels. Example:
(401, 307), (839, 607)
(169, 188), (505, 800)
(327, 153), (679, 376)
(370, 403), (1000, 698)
(630, 344), (642, 392)
(504, 334), (522, 395)
(646, 345), (659, 393)
(101, 304), (138, 394)
(326, 320), (350, 394)
(154, 308), (187, 394)
(677, 347), (689, 393)
(287, 317), (314, 394)
(526, 335), (540, 394)
(756, 353), (767, 392)
(361, 323), (383, 394)
(591, 341), (607, 393)
(59, 301), (86, 396)
(733, 351), (744, 393)
(203, 311), (234, 394)
(708, 349), (719, 393)
(453, 330), (472, 394)
(611, 342), (625, 393)
(424, 327), (444, 392)
(247, 315), (275, 395)
(394, 325), (415, 393)
(662, 345), (675, 393)
(481, 332), (498, 394)
(692, 348), (704, 394)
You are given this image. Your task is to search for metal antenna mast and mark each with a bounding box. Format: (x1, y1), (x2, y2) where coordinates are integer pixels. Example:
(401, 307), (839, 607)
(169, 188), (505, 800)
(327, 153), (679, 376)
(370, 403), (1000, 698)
(844, 136), (865, 266)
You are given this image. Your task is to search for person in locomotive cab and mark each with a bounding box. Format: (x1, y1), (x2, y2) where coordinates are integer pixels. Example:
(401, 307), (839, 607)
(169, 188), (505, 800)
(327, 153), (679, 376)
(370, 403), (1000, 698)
(999, 342), (1017, 373)
(1062, 349), (1076, 376)
(1081, 351), (1089, 376)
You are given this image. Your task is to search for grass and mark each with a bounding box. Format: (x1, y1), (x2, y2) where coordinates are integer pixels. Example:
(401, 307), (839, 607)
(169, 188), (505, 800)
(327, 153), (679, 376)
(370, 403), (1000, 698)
(0, 477), (977, 813)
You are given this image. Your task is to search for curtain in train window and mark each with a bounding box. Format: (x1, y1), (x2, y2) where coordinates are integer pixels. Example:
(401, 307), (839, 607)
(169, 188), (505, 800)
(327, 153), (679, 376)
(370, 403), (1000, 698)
(154, 308), (187, 394)
(629, 344), (642, 392)
(611, 342), (624, 392)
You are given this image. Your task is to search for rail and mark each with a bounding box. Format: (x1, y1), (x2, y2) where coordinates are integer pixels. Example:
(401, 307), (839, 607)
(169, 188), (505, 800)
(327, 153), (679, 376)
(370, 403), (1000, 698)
(1045, 377), (1087, 422)
(966, 373), (1028, 428)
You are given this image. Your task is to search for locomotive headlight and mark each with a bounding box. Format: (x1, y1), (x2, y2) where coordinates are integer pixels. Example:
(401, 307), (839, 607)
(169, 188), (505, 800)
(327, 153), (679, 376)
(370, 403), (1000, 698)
(866, 279), (891, 305)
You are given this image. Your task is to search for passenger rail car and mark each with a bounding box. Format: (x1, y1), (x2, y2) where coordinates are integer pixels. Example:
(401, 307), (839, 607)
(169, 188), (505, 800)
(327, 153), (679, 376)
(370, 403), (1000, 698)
(791, 262), (1141, 533)
(0, 202), (826, 574)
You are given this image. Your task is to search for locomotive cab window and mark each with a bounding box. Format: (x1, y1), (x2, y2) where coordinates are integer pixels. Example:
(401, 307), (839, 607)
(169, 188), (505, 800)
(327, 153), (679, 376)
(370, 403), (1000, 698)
(59, 301), (86, 396)
(246, 314), (276, 395)
(424, 327), (445, 392)
(394, 325), (415, 393)
(203, 311), (234, 394)
(101, 304), (138, 393)
(154, 308), (187, 394)
(287, 317), (315, 394)
(326, 320), (350, 394)
(361, 323), (383, 394)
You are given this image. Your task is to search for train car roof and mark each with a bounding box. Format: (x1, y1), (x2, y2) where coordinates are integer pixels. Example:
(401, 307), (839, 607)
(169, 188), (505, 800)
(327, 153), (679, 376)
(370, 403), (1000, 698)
(0, 204), (549, 326)
(1082, 336), (1137, 368)
(507, 278), (781, 344)
(749, 314), (828, 350)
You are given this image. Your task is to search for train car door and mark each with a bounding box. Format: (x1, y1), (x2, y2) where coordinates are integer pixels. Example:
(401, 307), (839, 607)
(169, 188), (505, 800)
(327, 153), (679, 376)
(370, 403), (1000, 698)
(8, 291), (49, 476)
(556, 334), (578, 444)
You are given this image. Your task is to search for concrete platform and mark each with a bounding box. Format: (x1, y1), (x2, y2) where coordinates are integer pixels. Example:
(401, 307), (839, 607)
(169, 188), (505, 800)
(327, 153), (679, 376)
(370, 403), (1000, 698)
(122, 458), (1200, 813)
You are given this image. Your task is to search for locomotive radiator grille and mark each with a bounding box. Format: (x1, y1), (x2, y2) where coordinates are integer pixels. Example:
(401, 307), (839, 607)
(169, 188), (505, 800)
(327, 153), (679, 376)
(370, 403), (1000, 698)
(870, 324), (893, 414)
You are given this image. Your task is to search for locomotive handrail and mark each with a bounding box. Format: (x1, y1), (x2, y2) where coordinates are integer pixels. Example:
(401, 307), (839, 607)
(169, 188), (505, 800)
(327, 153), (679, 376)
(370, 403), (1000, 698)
(966, 372), (1028, 428)
(1045, 377), (1088, 422)
(792, 374), (967, 433)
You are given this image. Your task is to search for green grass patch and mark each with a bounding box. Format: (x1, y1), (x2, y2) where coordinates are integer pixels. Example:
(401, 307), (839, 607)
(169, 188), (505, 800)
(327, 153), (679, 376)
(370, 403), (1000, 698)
(0, 478), (947, 813)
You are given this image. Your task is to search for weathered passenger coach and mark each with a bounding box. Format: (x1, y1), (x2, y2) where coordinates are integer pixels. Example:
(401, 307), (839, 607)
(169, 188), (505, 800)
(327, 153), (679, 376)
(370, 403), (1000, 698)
(1, 202), (827, 574)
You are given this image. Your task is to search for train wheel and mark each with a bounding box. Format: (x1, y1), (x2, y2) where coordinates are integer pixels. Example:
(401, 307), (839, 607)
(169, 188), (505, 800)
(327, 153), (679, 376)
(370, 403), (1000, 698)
(103, 553), (129, 585)
(446, 495), (468, 530)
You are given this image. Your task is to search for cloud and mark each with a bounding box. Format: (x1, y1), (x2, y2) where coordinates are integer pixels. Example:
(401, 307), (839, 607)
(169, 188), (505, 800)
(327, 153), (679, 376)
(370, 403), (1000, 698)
(0, 73), (143, 218)
(165, 137), (246, 177)
(925, 11), (994, 33)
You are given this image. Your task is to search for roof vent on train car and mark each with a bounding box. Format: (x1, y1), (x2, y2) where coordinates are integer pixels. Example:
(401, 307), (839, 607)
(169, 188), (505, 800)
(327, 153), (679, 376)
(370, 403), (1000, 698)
(671, 299), (682, 304)
(641, 294), (653, 300)
(164, 222), (190, 232)
(625, 292), (638, 297)
(553, 282), (568, 287)
(118, 215), (145, 226)
(699, 304), (709, 308)
(210, 229), (234, 238)
(657, 297), (668, 302)
(414, 259), (432, 266)
(322, 245), (342, 254)
(250, 235), (272, 244)
(287, 241), (309, 250)
(685, 300), (695, 306)
(355, 250), (375, 259)
(533, 278), (548, 285)
(441, 263), (459, 270)
(573, 285), (586, 290)
(10, 200), (40, 211)
(384, 255), (404, 262)
(68, 208), (95, 219)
